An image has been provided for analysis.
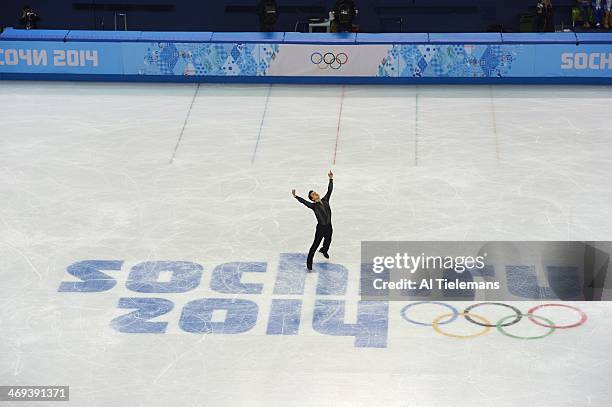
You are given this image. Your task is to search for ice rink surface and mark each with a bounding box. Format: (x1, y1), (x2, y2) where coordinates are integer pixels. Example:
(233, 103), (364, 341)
(1, 82), (612, 406)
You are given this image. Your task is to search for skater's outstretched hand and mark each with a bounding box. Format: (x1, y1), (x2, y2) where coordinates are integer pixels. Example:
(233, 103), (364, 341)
(328, 170), (333, 179)
(292, 189), (296, 197)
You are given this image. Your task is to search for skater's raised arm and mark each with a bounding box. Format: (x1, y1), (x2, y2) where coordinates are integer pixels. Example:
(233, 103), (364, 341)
(292, 189), (314, 209)
(323, 171), (333, 201)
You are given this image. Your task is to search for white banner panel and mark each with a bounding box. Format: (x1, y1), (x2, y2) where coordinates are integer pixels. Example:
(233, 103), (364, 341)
(266, 44), (390, 77)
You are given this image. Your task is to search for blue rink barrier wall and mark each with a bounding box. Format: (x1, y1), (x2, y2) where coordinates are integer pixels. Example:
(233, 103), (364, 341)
(1, 28), (611, 84)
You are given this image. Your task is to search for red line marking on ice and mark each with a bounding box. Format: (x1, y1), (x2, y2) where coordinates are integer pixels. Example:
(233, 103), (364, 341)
(251, 84), (272, 164)
(333, 85), (345, 165)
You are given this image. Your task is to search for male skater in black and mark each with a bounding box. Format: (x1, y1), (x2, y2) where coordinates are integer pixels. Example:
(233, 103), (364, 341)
(292, 171), (333, 271)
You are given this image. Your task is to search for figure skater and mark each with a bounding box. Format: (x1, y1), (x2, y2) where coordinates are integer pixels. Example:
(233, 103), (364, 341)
(292, 171), (334, 271)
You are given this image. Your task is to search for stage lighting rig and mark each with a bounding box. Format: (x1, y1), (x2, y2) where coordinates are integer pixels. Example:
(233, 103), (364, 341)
(332, 0), (358, 32)
(257, 0), (279, 32)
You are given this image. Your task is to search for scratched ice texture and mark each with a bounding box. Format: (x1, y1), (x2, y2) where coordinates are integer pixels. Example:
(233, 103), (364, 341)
(1, 82), (611, 407)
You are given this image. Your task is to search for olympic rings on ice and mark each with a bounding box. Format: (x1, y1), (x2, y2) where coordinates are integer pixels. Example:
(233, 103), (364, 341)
(310, 52), (349, 70)
(400, 301), (458, 326)
(497, 314), (555, 340)
(464, 302), (522, 328)
(527, 304), (588, 329)
(433, 312), (492, 339)
(400, 301), (587, 340)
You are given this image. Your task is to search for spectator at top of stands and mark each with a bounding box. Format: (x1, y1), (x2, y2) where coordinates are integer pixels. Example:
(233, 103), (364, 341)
(576, 0), (592, 28)
(20, 5), (39, 30)
(593, 0), (612, 29)
(536, 0), (554, 32)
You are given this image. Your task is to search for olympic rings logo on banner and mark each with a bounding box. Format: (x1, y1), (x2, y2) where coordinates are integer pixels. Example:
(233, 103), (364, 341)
(310, 52), (349, 70)
(400, 302), (588, 340)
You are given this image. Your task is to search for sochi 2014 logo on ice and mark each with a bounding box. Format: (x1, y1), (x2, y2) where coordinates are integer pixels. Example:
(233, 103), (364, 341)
(57, 255), (590, 348)
(310, 52), (349, 70)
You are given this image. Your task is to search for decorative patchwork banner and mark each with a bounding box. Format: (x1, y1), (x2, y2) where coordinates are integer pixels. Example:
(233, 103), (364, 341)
(121, 42), (280, 76)
(382, 44), (524, 78)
